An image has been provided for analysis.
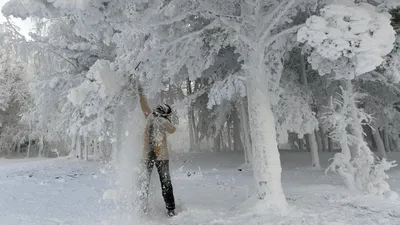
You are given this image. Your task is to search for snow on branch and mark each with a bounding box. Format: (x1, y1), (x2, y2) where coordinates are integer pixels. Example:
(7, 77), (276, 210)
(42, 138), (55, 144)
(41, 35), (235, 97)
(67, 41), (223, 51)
(207, 73), (246, 109)
(297, 2), (396, 79)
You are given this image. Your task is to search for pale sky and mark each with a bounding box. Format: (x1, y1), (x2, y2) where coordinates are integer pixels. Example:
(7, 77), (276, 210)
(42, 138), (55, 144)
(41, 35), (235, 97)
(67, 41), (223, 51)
(0, 0), (34, 38)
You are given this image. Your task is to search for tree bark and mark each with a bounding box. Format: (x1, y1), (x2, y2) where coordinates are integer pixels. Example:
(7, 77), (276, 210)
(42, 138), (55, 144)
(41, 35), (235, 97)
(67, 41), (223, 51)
(187, 78), (198, 152)
(315, 129), (323, 152)
(214, 132), (221, 152)
(308, 132), (321, 169)
(17, 140), (21, 156)
(393, 134), (400, 152)
(232, 106), (243, 152)
(328, 136), (333, 152)
(247, 67), (286, 208)
(77, 135), (82, 159)
(344, 80), (363, 159)
(26, 137), (31, 158)
(237, 98), (252, 163)
(84, 135), (88, 161)
(389, 135), (395, 153)
(321, 130), (328, 152)
(372, 128), (387, 159)
(68, 132), (78, 159)
(383, 129), (391, 153)
(298, 138), (304, 151)
(38, 136), (44, 157)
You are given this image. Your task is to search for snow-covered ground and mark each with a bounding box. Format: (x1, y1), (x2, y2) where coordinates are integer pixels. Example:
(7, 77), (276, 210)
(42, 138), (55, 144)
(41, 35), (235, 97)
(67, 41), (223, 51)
(1, 152), (400, 225)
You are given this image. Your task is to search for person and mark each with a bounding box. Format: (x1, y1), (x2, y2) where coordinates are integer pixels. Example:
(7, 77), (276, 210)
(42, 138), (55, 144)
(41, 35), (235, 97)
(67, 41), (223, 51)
(137, 84), (177, 217)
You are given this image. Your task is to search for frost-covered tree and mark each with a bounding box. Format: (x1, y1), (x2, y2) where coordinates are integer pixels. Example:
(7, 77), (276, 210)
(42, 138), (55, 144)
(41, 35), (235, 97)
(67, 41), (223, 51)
(0, 22), (31, 156)
(276, 68), (320, 168)
(3, 0), (121, 158)
(3, 0), (329, 209)
(199, 0), (328, 208)
(298, 2), (397, 195)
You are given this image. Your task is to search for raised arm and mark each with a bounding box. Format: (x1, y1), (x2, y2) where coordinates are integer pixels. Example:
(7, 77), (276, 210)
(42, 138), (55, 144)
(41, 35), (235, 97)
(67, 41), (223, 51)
(164, 121), (176, 134)
(157, 117), (176, 134)
(138, 84), (152, 118)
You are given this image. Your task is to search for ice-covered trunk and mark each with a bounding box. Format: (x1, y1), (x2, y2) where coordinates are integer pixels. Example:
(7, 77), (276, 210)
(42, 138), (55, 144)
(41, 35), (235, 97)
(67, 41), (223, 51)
(227, 121), (233, 151)
(187, 78), (199, 152)
(321, 129), (328, 152)
(392, 135), (400, 152)
(333, 128), (357, 190)
(188, 109), (195, 151)
(68, 132), (77, 158)
(38, 136), (44, 157)
(328, 137), (333, 152)
(77, 136), (82, 159)
(315, 130), (323, 152)
(383, 130), (391, 153)
(300, 55), (321, 167)
(26, 136), (31, 158)
(308, 132), (321, 169)
(213, 132), (221, 152)
(84, 135), (88, 161)
(232, 107), (243, 152)
(93, 138), (101, 160)
(344, 80), (362, 159)
(247, 60), (287, 209)
(27, 121), (31, 158)
(372, 127), (387, 159)
(238, 98), (252, 164)
(17, 140), (21, 155)
(389, 136), (395, 153)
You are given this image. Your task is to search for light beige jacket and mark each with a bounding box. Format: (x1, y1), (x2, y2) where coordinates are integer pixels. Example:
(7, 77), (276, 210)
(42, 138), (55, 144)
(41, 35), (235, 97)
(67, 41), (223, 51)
(140, 95), (176, 160)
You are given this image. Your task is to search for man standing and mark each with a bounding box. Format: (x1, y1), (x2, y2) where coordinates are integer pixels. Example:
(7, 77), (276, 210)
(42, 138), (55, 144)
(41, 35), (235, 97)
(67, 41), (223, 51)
(138, 84), (176, 217)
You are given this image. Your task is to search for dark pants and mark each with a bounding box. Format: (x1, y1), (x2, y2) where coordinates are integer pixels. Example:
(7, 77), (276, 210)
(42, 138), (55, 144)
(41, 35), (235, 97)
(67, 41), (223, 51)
(139, 150), (175, 211)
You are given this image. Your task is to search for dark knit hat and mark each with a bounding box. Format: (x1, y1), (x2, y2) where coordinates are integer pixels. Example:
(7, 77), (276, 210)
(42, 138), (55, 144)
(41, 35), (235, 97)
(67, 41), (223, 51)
(154, 104), (172, 116)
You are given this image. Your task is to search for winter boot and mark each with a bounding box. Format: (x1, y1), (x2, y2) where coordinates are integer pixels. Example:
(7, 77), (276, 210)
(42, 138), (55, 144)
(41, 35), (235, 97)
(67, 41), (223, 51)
(167, 209), (175, 217)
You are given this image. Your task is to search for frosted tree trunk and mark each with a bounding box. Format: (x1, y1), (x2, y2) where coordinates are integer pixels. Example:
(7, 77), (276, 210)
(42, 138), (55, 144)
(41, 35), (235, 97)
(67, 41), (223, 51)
(17, 140), (21, 156)
(213, 133), (221, 152)
(383, 130), (391, 152)
(93, 138), (100, 160)
(77, 136), (82, 159)
(299, 55), (321, 167)
(298, 138), (302, 151)
(320, 129), (328, 152)
(393, 135), (400, 152)
(26, 136), (31, 158)
(68, 132), (78, 158)
(187, 78), (198, 151)
(308, 132), (321, 169)
(299, 55), (308, 85)
(232, 107), (243, 152)
(247, 63), (287, 208)
(389, 137), (396, 152)
(328, 136), (333, 152)
(220, 130), (225, 151)
(344, 80), (363, 158)
(27, 120), (32, 158)
(227, 122), (232, 151)
(188, 109), (195, 151)
(372, 128), (387, 159)
(315, 130), (323, 152)
(38, 136), (44, 157)
(84, 135), (88, 161)
(238, 99), (252, 164)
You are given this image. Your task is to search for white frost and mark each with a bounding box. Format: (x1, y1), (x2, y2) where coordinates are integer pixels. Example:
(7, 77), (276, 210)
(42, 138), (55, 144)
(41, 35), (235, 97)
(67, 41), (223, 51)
(298, 3), (396, 78)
